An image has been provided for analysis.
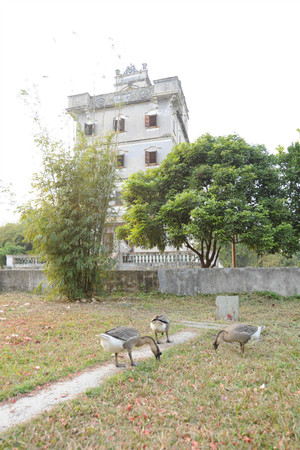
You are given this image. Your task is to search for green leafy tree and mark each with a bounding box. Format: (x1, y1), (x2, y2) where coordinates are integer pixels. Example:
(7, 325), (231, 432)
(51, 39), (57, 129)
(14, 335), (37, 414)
(277, 130), (300, 236)
(0, 222), (32, 267)
(219, 244), (300, 268)
(0, 222), (32, 251)
(257, 252), (300, 267)
(21, 129), (118, 299)
(219, 243), (258, 268)
(0, 243), (26, 267)
(117, 134), (299, 268)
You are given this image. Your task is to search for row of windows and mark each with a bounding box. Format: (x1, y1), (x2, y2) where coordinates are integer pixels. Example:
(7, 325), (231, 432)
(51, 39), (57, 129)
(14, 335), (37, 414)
(85, 114), (157, 136)
(117, 151), (157, 168)
(113, 150), (158, 207)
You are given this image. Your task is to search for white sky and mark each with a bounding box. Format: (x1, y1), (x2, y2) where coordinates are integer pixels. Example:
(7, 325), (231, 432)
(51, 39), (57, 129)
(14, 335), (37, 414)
(0, 0), (299, 225)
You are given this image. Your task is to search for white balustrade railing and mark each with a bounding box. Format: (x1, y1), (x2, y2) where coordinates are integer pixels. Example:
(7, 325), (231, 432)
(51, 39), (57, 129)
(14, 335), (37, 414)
(118, 251), (201, 267)
(5, 252), (204, 270)
(6, 255), (43, 269)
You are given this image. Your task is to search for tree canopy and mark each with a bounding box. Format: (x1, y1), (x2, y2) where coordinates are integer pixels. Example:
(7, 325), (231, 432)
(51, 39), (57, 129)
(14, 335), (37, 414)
(117, 133), (299, 268)
(276, 130), (300, 236)
(0, 222), (31, 249)
(0, 222), (32, 267)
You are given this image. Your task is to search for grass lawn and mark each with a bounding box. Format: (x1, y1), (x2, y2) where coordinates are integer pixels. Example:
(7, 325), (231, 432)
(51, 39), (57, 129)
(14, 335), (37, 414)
(0, 290), (299, 448)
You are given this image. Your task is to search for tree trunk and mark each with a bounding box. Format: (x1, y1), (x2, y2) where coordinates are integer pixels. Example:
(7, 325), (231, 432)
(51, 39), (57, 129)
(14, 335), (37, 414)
(232, 237), (237, 268)
(185, 239), (221, 268)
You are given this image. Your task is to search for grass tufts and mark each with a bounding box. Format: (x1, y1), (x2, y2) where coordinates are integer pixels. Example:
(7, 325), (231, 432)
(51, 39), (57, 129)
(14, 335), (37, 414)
(0, 291), (299, 448)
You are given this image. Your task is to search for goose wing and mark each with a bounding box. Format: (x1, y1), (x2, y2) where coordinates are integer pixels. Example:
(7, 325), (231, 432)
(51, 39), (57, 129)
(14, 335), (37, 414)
(234, 324), (258, 334)
(104, 326), (140, 341)
(227, 324), (258, 340)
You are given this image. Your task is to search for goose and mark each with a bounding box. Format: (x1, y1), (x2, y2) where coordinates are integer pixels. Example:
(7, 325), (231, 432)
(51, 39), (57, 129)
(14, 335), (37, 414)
(98, 326), (162, 367)
(150, 314), (171, 344)
(213, 324), (265, 353)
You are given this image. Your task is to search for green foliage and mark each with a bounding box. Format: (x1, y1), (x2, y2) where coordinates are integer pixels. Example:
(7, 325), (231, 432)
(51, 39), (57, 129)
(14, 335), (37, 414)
(117, 134), (299, 267)
(0, 242), (25, 267)
(0, 222), (32, 266)
(21, 129), (118, 299)
(258, 251), (300, 267)
(0, 222), (32, 251)
(220, 243), (257, 267)
(220, 243), (300, 268)
(276, 131), (300, 236)
(253, 290), (283, 300)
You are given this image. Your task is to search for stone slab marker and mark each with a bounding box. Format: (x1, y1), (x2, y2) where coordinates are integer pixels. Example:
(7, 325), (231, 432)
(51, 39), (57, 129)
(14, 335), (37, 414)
(216, 296), (239, 321)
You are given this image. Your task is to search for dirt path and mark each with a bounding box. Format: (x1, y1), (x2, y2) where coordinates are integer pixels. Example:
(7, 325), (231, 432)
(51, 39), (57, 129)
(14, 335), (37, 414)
(175, 321), (223, 330)
(0, 330), (200, 433)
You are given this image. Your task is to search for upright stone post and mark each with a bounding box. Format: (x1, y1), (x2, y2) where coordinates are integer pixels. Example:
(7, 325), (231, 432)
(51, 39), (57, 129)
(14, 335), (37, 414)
(216, 296), (239, 321)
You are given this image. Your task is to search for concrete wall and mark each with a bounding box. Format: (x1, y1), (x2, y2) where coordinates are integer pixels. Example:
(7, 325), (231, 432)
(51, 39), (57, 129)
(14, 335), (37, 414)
(0, 270), (47, 292)
(1, 268), (299, 297)
(0, 269), (159, 294)
(103, 270), (159, 293)
(157, 267), (300, 297)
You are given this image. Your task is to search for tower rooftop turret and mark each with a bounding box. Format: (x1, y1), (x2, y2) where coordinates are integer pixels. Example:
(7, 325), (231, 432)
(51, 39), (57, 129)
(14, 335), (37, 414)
(114, 64), (151, 91)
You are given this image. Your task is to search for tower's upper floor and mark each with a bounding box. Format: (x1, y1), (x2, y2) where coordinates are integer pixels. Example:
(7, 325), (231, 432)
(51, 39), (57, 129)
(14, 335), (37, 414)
(67, 64), (189, 145)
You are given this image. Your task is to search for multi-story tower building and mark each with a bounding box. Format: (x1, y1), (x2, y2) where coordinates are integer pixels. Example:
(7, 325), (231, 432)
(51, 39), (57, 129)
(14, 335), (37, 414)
(67, 64), (191, 267)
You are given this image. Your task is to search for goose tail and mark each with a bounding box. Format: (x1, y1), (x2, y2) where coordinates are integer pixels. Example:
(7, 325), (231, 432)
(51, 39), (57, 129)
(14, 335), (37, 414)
(251, 325), (265, 341)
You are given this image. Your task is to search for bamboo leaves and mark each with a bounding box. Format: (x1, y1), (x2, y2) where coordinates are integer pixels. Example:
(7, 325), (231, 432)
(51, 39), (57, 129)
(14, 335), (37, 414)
(21, 131), (118, 299)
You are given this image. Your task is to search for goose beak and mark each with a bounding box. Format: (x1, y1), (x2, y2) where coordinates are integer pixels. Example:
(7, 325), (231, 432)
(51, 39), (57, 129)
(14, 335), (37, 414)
(213, 342), (219, 351)
(156, 351), (162, 361)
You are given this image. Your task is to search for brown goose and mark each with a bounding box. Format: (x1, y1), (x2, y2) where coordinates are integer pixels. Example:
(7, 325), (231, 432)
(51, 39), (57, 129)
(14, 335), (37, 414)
(213, 324), (265, 353)
(99, 326), (162, 367)
(150, 314), (171, 344)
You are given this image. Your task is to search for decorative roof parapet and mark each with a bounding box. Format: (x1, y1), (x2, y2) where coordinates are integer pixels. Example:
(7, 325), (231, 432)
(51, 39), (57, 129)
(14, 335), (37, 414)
(124, 64), (139, 75)
(67, 65), (189, 120)
(116, 63), (148, 76)
(114, 64), (151, 90)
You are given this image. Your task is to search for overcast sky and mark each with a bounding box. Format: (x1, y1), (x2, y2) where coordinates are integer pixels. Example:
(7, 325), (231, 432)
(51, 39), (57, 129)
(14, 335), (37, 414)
(0, 0), (299, 225)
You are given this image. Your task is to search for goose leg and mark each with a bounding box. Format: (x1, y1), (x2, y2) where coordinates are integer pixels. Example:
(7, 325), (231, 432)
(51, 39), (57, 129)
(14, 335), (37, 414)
(166, 331), (171, 343)
(155, 332), (162, 344)
(128, 351), (137, 367)
(239, 343), (245, 354)
(115, 353), (126, 368)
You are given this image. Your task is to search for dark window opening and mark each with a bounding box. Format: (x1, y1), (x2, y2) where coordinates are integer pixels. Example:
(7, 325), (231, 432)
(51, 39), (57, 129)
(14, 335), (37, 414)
(113, 118), (125, 132)
(145, 151), (157, 165)
(145, 114), (157, 128)
(84, 123), (95, 136)
(117, 154), (125, 167)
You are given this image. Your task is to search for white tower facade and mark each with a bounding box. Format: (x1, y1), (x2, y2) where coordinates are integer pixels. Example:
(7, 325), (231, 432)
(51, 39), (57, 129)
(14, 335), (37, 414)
(67, 64), (191, 268)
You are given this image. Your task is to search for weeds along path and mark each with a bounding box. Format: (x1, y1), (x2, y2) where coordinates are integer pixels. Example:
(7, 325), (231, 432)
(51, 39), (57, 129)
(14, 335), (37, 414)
(0, 330), (199, 433)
